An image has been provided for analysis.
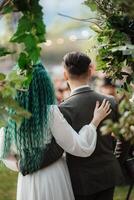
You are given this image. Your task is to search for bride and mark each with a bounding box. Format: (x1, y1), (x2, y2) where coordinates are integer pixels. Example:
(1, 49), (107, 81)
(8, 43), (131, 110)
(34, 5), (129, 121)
(0, 63), (111, 200)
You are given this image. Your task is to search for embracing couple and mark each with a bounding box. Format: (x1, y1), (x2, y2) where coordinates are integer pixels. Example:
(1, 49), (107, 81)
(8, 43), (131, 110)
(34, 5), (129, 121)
(0, 52), (123, 200)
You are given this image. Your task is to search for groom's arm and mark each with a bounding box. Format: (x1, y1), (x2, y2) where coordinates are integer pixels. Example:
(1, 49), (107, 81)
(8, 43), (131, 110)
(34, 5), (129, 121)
(19, 138), (64, 176)
(40, 138), (64, 167)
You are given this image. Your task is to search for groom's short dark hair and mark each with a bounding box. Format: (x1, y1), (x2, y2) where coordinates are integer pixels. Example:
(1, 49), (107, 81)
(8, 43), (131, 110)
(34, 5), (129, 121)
(63, 52), (91, 78)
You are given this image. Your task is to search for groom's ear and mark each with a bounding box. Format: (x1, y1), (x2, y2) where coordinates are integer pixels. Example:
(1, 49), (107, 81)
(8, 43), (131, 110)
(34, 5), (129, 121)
(88, 66), (92, 78)
(88, 63), (94, 78)
(64, 69), (69, 81)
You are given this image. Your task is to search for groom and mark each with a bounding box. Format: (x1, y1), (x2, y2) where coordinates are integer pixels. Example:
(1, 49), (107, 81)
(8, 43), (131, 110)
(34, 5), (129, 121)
(58, 52), (124, 200)
(20, 52), (124, 200)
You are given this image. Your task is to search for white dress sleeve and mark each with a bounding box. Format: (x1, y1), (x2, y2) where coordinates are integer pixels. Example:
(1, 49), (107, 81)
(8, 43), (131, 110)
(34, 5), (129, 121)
(0, 128), (18, 172)
(50, 106), (97, 157)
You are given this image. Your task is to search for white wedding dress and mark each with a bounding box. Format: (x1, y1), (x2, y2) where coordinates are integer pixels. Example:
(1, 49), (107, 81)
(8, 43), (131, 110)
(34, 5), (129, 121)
(0, 106), (97, 200)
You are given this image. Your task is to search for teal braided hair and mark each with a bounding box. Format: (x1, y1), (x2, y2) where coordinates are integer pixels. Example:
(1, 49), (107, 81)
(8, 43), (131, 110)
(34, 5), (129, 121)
(2, 63), (56, 173)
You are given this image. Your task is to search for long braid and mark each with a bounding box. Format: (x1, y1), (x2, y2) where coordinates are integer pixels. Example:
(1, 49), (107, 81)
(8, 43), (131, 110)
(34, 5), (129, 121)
(2, 63), (56, 173)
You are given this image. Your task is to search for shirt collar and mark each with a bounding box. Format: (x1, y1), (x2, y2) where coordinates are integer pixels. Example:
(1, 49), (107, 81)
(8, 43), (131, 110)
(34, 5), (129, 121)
(70, 85), (90, 96)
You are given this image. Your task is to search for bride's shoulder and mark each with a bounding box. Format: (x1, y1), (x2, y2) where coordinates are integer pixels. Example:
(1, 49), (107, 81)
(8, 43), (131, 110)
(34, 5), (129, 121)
(50, 105), (58, 111)
(50, 105), (64, 120)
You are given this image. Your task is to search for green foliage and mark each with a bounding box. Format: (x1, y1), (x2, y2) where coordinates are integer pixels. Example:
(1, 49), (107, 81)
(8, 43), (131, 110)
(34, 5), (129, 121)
(96, 27), (134, 89)
(0, 73), (6, 80)
(102, 95), (134, 143)
(1, 4), (14, 14)
(85, 1), (134, 86)
(85, 0), (119, 16)
(85, 0), (134, 18)
(0, 0), (46, 128)
(112, 0), (134, 18)
(10, 0), (46, 71)
(0, 70), (31, 127)
(85, 0), (97, 11)
(0, 95), (31, 127)
(1, 0), (46, 77)
(85, 0), (134, 143)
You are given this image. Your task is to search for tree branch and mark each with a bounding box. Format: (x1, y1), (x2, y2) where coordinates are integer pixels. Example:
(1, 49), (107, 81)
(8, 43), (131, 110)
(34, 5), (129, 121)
(58, 12), (103, 30)
(58, 13), (99, 22)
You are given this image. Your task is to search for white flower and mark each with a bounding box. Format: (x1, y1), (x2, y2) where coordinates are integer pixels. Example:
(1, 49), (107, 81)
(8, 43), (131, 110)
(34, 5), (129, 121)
(130, 126), (134, 132)
(129, 94), (134, 103)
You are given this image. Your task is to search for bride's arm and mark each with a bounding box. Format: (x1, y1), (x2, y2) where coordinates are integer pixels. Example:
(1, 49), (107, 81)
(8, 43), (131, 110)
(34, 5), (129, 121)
(2, 156), (18, 172)
(0, 128), (18, 172)
(50, 100), (111, 157)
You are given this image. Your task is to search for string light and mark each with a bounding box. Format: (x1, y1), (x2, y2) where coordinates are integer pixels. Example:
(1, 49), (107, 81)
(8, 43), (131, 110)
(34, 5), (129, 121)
(57, 38), (64, 45)
(69, 35), (77, 42)
(81, 30), (90, 38)
(45, 40), (52, 46)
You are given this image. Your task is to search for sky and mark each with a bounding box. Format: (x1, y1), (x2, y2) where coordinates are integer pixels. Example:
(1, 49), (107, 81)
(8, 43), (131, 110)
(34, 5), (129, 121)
(39, 0), (95, 44)
(40, 0), (89, 27)
(38, 0), (95, 67)
(0, 0), (96, 68)
(0, 0), (93, 39)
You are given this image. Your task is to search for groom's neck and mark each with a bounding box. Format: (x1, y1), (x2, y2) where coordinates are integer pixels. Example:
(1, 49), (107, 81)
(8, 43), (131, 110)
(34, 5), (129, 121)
(68, 80), (89, 92)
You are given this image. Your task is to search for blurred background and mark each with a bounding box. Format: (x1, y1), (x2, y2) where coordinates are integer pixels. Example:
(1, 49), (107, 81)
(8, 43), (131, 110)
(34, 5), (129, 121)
(0, 0), (134, 200)
(0, 0), (95, 70)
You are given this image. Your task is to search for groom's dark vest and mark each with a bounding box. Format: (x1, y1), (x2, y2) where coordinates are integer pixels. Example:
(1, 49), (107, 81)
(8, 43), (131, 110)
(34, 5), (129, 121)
(59, 87), (124, 195)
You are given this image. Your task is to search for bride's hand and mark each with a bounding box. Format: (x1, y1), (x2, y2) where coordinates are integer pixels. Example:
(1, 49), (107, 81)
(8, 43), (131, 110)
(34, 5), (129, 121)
(91, 99), (111, 128)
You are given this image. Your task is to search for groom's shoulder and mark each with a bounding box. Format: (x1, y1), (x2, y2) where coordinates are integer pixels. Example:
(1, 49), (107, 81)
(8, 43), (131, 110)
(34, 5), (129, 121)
(60, 90), (117, 106)
(59, 97), (74, 112)
(59, 99), (75, 125)
(94, 91), (117, 106)
(95, 90), (116, 101)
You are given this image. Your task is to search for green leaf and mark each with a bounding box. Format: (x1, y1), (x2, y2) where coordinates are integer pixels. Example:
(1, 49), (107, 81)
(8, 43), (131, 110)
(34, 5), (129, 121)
(18, 52), (30, 69)
(22, 72), (32, 88)
(7, 70), (20, 81)
(10, 15), (33, 43)
(1, 84), (17, 98)
(0, 119), (7, 127)
(84, 0), (97, 11)
(7, 70), (27, 90)
(90, 24), (102, 33)
(13, 15), (32, 34)
(34, 19), (46, 42)
(18, 52), (27, 69)
(2, 5), (14, 14)
(24, 34), (37, 51)
(10, 33), (28, 43)
(29, 47), (41, 64)
(0, 73), (6, 81)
